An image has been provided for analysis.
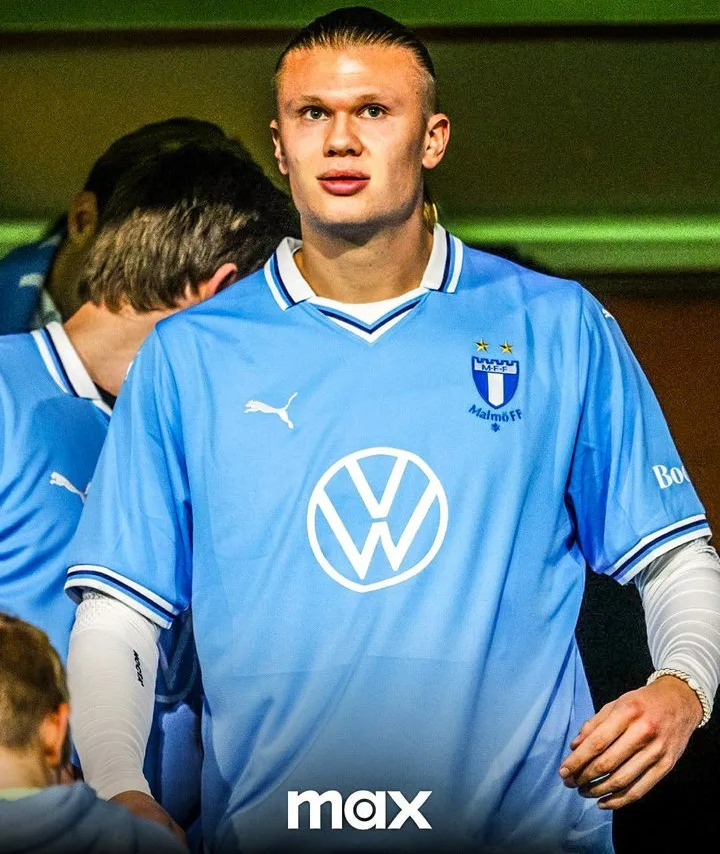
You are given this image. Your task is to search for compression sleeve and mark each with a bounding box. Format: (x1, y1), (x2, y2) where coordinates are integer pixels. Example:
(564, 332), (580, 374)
(67, 591), (160, 800)
(635, 537), (720, 717)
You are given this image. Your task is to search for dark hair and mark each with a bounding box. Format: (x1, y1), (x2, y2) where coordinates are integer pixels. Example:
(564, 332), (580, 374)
(0, 612), (68, 755)
(83, 117), (229, 217)
(77, 140), (300, 312)
(275, 6), (437, 113)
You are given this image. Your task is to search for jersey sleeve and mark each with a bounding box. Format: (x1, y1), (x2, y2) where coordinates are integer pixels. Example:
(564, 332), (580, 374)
(567, 289), (710, 584)
(65, 330), (191, 627)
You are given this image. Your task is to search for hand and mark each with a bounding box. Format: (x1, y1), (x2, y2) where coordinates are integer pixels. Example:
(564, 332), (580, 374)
(558, 675), (703, 809)
(111, 790), (188, 846)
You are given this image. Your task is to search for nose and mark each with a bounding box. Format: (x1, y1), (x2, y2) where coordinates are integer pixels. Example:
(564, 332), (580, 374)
(324, 114), (362, 157)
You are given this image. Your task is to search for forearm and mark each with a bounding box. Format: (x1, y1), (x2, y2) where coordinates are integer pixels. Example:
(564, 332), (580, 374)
(635, 537), (720, 725)
(67, 591), (160, 799)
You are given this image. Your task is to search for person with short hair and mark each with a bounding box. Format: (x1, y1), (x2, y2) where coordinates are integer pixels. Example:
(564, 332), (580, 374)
(0, 611), (186, 854)
(65, 7), (720, 853)
(0, 141), (298, 842)
(0, 117), (234, 334)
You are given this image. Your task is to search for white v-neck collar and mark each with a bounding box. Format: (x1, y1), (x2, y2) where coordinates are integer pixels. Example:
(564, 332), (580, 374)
(263, 225), (463, 342)
(31, 321), (112, 416)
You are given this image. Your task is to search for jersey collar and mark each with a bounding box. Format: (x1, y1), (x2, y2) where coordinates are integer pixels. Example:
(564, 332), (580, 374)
(264, 223), (464, 311)
(31, 321), (112, 416)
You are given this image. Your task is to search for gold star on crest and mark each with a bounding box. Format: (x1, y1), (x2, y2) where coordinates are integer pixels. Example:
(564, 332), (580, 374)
(500, 340), (513, 354)
(475, 339), (489, 352)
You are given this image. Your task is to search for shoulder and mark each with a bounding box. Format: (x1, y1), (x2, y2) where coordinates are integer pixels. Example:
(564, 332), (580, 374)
(0, 332), (39, 390)
(457, 242), (590, 316)
(156, 265), (271, 341)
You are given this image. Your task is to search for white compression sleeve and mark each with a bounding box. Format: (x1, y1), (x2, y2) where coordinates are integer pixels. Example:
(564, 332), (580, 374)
(634, 537), (720, 721)
(67, 591), (160, 800)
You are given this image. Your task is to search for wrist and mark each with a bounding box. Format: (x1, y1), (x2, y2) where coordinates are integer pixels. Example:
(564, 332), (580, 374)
(647, 668), (712, 728)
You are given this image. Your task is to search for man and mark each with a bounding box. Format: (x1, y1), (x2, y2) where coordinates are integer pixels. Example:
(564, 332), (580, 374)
(0, 141), (298, 837)
(0, 612), (186, 854)
(65, 7), (720, 853)
(0, 117), (231, 334)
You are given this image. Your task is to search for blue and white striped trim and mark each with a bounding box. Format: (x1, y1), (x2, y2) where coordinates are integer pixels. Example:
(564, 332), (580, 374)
(65, 564), (179, 629)
(31, 327), (72, 395)
(609, 515), (711, 583)
(316, 297), (423, 343)
(263, 238), (312, 311)
(31, 322), (112, 416)
(421, 225), (463, 294)
(264, 225), (465, 313)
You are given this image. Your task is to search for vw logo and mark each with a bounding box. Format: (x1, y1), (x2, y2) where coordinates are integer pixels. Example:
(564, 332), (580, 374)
(307, 447), (448, 592)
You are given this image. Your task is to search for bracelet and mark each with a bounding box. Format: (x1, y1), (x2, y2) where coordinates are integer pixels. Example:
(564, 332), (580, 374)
(647, 668), (712, 728)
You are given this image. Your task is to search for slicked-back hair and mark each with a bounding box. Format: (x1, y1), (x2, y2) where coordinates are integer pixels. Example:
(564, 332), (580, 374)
(77, 141), (300, 312)
(0, 613), (68, 755)
(275, 5), (438, 114)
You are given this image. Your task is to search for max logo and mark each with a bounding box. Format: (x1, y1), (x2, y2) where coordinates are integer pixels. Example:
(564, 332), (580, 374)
(287, 790), (432, 830)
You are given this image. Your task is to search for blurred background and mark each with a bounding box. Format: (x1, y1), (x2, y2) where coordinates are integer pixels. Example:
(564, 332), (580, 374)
(1, 1), (718, 847)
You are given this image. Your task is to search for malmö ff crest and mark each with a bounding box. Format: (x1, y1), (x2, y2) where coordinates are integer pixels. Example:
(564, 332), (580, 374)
(472, 357), (520, 409)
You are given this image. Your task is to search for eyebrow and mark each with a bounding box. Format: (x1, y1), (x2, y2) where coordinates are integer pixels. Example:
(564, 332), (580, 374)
(286, 92), (395, 110)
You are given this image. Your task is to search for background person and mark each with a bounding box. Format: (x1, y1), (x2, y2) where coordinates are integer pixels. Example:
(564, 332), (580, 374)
(0, 117), (233, 335)
(0, 140), (299, 842)
(0, 611), (186, 854)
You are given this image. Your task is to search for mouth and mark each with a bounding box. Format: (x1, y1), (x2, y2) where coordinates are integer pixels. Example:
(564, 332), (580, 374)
(317, 171), (370, 196)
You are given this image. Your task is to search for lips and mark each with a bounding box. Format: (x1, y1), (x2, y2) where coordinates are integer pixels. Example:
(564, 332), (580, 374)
(318, 171), (369, 196)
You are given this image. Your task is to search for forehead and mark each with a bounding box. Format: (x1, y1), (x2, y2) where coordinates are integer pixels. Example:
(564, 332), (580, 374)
(277, 43), (426, 106)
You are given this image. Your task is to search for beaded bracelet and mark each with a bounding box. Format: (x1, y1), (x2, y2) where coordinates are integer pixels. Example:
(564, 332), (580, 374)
(646, 668), (712, 728)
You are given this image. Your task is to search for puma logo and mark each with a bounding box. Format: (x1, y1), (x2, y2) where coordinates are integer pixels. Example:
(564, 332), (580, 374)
(50, 471), (89, 502)
(244, 392), (298, 430)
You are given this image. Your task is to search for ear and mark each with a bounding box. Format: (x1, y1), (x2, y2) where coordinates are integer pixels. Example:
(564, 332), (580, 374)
(66, 191), (99, 249)
(195, 262), (239, 302)
(422, 113), (450, 171)
(39, 702), (70, 771)
(270, 120), (289, 176)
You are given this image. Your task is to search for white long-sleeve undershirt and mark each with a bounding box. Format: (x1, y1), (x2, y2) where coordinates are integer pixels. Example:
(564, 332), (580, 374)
(67, 591), (159, 799)
(633, 536), (720, 712)
(67, 537), (720, 799)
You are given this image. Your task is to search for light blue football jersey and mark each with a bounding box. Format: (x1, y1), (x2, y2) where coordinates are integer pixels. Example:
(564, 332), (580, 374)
(0, 232), (62, 335)
(66, 226), (710, 853)
(0, 322), (110, 658)
(0, 322), (201, 830)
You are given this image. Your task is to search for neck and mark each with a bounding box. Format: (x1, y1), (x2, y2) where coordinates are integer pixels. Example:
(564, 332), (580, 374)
(0, 746), (53, 790)
(295, 212), (434, 303)
(46, 240), (86, 321)
(63, 302), (165, 397)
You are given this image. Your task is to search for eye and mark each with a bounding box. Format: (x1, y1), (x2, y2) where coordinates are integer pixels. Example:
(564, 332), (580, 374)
(301, 106), (327, 121)
(361, 104), (386, 119)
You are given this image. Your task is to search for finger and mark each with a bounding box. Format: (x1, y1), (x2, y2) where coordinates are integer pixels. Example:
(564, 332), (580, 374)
(560, 710), (636, 785)
(577, 742), (662, 798)
(572, 724), (659, 790)
(170, 820), (187, 845)
(596, 756), (674, 810)
(568, 702), (615, 750)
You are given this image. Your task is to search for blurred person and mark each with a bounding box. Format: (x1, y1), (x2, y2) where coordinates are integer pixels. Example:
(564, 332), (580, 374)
(64, 6), (720, 853)
(0, 611), (186, 854)
(0, 141), (298, 841)
(0, 117), (232, 334)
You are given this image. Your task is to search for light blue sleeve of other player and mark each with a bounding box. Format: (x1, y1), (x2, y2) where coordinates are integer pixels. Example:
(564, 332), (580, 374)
(65, 330), (191, 627)
(567, 289), (710, 584)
